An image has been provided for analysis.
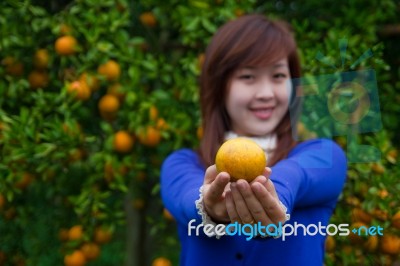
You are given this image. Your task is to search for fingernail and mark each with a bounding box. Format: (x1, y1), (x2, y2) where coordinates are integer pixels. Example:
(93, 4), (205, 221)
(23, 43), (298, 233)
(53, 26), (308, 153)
(219, 173), (228, 182)
(263, 177), (269, 184)
(258, 176), (267, 185)
(236, 180), (245, 189)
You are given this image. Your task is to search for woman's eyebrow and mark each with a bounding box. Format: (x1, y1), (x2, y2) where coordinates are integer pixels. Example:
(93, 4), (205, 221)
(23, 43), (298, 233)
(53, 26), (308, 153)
(273, 63), (288, 69)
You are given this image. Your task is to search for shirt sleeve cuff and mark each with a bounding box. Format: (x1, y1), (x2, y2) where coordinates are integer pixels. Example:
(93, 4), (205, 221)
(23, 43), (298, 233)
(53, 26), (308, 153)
(194, 185), (224, 239)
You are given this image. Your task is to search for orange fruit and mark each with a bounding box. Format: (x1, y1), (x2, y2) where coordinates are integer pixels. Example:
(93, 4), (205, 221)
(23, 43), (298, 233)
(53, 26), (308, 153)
(140, 12), (157, 27)
(4, 207), (16, 220)
(55, 35), (77, 55)
(97, 60), (120, 81)
(149, 106), (158, 120)
(152, 257), (172, 266)
(59, 24), (72, 35)
(335, 136), (347, 148)
(0, 194), (5, 209)
(392, 211), (400, 229)
(136, 171), (146, 181)
(68, 225), (83, 241)
(156, 118), (168, 130)
(348, 222), (367, 244)
(33, 49), (49, 69)
(358, 182), (369, 197)
(59, 228), (70, 242)
(68, 148), (85, 163)
(297, 122), (306, 136)
(98, 94), (120, 114)
(12, 255), (25, 266)
(15, 172), (34, 190)
(79, 73), (99, 91)
(137, 41), (149, 52)
(234, 8), (245, 17)
(163, 208), (174, 221)
(94, 227), (112, 244)
(2, 56), (24, 76)
(113, 131), (134, 153)
(377, 189), (389, 199)
(351, 208), (372, 224)
(138, 126), (161, 147)
(0, 251), (6, 265)
(297, 122), (318, 140)
(132, 199), (145, 209)
(67, 81), (91, 100)
(80, 243), (100, 260)
(215, 138), (267, 182)
(345, 196), (361, 207)
(28, 70), (49, 89)
(64, 250), (86, 266)
(325, 235), (335, 252)
(380, 235), (400, 255)
(341, 245), (353, 255)
(62, 122), (82, 137)
(386, 149), (398, 163)
(196, 126), (203, 140)
(371, 208), (388, 221)
(371, 163), (385, 174)
(104, 163), (128, 182)
(364, 235), (379, 252)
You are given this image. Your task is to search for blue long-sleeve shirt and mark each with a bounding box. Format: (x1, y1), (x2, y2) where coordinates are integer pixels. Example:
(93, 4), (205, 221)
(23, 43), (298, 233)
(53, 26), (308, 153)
(161, 138), (347, 266)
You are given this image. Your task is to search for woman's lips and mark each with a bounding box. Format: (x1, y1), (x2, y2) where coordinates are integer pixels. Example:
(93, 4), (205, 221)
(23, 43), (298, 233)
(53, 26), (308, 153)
(251, 108), (274, 119)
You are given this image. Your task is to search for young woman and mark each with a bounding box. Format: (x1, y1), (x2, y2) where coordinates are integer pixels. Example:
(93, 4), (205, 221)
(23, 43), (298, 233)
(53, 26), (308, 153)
(161, 14), (347, 266)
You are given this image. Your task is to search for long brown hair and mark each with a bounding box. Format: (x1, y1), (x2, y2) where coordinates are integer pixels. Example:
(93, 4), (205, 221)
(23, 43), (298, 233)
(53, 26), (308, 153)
(199, 14), (302, 167)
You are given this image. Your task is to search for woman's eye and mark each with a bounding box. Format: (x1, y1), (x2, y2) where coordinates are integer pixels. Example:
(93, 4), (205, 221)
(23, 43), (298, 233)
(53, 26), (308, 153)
(239, 74), (254, 80)
(274, 73), (287, 79)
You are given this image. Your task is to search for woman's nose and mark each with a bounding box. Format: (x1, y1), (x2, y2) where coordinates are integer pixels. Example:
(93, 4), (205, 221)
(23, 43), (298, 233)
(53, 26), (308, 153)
(255, 79), (274, 100)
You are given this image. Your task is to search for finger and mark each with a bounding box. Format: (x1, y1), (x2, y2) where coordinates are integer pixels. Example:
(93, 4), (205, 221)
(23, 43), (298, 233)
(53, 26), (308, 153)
(204, 165), (218, 184)
(265, 179), (278, 199)
(206, 172), (230, 203)
(222, 182), (231, 197)
(225, 190), (241, 223)
(230, 182), (254, 224)
(251, 182), (287, 224)
(249, 167), (270, 189)
(236, 179), (272, 225)
(263, 167), (272, 179)
(251, 175), (268, 186)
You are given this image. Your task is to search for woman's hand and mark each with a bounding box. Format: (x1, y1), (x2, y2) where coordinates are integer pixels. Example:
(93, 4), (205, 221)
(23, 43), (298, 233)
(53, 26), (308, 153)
(201, 165), (231, 223)
(225, 167), (287, 226)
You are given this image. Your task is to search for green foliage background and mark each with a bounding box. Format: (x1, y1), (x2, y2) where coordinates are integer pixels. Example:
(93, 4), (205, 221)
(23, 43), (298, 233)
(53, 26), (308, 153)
(0, 0), (399, 265)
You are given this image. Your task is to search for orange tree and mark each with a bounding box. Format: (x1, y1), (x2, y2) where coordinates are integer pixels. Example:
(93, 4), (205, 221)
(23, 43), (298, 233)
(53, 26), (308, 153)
(1, 1), (399, 266)
(0, 1), (196, 265)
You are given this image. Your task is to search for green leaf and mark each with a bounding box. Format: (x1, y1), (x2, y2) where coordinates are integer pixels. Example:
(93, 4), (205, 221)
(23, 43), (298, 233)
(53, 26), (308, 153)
(34, 143), (57, 158)
(201, 18), (216, 33)
(185, 16), (200, 31)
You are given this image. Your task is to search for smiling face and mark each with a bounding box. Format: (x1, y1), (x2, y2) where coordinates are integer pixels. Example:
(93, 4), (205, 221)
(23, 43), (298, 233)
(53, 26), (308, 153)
(225, 58), (292, 136)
